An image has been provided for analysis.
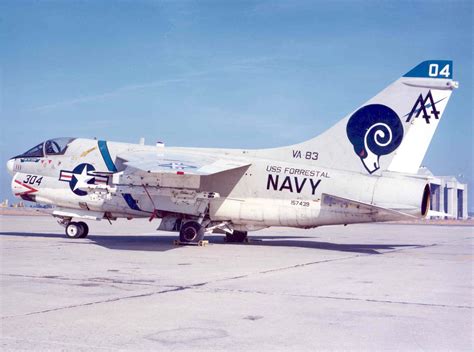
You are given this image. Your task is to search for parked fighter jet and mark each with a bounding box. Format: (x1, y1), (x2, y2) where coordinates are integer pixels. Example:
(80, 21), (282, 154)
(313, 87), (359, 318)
(6, 60), (458, 243)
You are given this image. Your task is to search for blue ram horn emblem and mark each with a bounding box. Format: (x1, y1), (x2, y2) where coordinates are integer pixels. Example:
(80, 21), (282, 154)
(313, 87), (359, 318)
(346, 104), (404, 174)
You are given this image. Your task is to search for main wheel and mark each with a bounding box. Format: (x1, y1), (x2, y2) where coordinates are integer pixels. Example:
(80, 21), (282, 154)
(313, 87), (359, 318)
(233, 230), (248, 243)
(225, 230), (248, 243)
(65, 222), (84, 239)
(77, 221), (89, 238)
(179, 221), (203, 243)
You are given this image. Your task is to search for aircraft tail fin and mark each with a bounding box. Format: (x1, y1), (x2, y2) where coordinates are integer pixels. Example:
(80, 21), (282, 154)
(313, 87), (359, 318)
(260, 61), (459, 175)
(384, 61), (458, 174)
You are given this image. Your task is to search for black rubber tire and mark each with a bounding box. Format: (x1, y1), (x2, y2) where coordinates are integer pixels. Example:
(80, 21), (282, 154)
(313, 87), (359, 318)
(65, 222), (83, 239)
(179, 221), (202, 243)
(77, 221), (89, 238)
(233, 230), (248, 243)
(226, 230), (248, 243)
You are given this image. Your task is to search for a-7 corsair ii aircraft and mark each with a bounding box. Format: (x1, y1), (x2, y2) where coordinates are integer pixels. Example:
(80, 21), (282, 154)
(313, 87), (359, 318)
(6, 60), (458, 243)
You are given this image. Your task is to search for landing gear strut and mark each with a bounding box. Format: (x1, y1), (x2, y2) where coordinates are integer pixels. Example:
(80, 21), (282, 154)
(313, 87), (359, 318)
(225, 230), (248, 243)
(65, 221), (89, 239)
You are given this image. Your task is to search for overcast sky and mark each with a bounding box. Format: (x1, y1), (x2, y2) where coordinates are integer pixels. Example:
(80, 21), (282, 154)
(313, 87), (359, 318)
(0, 0), (472, 210)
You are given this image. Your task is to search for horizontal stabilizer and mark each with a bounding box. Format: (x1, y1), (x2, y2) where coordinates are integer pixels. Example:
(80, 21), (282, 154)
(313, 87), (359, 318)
(321, 193), (417, 221)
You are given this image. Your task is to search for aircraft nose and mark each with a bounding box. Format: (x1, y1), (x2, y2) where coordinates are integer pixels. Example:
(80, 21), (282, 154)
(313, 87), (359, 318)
(6, 158), (15, 175)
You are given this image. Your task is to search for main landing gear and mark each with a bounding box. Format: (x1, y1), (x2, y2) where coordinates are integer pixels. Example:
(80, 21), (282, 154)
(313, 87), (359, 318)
(64, 221), (89, 239)
(225, 230), (248, 243)
(177, 219), (248, 245)
(177, 220), (248, 245)
(179, 220), (205, 243)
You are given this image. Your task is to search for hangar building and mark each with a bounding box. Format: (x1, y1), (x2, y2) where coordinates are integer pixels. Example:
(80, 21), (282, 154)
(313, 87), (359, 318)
(419, 167), (469, 219)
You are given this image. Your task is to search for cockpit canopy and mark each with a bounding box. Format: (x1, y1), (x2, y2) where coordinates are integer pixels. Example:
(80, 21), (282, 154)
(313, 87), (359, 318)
(15, 138), (75, 158)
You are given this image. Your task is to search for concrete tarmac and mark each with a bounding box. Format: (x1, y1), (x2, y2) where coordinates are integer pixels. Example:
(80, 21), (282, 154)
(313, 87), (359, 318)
(0, 215), (472, 351)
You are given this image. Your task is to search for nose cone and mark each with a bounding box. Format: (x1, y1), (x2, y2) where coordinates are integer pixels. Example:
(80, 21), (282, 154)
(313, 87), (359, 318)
(6, 159), (15, 175)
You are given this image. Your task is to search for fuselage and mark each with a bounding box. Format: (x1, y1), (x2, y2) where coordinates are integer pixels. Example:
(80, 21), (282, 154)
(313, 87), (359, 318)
(7, 137), (429, 231)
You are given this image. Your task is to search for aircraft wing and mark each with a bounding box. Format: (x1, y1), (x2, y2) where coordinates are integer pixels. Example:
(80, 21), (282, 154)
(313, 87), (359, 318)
(113, 151), (251, 189)
(119, 151), (250, 175)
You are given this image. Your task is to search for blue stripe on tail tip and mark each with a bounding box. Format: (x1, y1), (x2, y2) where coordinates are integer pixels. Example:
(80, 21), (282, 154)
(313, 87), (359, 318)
(403, 60), (453, 79)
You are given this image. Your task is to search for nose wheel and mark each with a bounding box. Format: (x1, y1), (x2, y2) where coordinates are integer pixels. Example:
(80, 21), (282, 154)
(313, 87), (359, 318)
(65, 221), (89, 239)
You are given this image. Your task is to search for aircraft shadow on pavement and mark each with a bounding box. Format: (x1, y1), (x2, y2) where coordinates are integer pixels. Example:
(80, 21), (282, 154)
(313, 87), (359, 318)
(248, 236), (417, 254)
(0, 232), (418, 254)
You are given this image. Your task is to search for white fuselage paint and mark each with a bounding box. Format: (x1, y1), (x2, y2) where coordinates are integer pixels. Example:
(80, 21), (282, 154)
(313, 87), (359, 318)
(10, 138), (428, 231)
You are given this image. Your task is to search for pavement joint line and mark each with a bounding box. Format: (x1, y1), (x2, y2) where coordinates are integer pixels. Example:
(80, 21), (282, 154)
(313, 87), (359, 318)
(194, 243), (448, 291)
(243, 244), (435, 277)
(0, 273), (174, 288)
(201, 288), (473, 310)
(257, 254), (366, 275)
(0, 336), (120, 350)
(0, 285), (191, 320)
(0, 244), (73, 250)
(204, 242), (470, 289)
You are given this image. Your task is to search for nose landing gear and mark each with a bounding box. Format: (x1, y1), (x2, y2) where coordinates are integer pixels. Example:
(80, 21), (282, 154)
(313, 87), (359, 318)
(64, 221), (89, 239)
